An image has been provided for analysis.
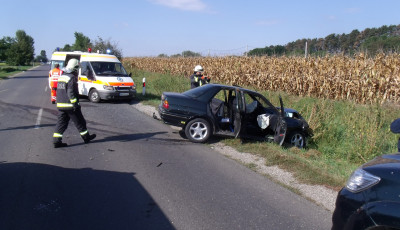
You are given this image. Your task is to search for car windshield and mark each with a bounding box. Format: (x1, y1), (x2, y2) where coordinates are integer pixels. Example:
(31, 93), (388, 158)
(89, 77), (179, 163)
(90, 62), (128, 76)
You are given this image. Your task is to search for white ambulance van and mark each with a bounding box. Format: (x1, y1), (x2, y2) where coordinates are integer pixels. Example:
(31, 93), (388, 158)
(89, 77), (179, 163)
(50, 51), (136, 103)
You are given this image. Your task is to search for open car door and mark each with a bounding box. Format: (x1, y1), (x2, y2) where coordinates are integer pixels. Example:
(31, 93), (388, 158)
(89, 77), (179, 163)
(273, 96), (287, 145)
(233, 90), (244, 138)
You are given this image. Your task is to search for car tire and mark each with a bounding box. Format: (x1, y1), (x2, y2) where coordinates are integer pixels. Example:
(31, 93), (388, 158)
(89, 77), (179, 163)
(89, 89), (101, 103)
(178, 129), (187, 139)
(288, 131), (306, 148)
(185, 118), (211, 143)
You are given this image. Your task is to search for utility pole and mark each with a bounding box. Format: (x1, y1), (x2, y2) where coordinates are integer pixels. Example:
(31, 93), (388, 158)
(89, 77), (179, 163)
(305, 41), (308, 58)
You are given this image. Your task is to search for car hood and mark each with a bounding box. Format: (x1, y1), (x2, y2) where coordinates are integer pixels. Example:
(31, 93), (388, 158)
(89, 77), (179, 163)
(362, 154), (400, 173)
(283, 108), (298, 113)
(276, 107), (298, 113)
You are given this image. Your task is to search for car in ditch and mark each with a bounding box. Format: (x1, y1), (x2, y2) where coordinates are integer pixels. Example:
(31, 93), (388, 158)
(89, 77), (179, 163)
(331, 119), (400, 230)
(157, 84), (312, 148)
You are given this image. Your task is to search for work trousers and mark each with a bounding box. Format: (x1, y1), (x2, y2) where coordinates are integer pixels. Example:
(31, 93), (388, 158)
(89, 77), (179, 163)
(51, 87), (57, 102)
(53, 107), (87, 142)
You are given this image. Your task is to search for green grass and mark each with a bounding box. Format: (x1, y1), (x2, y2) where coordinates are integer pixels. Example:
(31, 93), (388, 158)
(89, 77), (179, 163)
(128, 68), (400, 189)
(0, 63), (33, 79)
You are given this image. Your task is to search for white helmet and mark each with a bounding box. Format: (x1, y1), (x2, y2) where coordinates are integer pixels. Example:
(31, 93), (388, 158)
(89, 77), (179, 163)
(193, 65), (203, 72)
(66, 58), (80, 73)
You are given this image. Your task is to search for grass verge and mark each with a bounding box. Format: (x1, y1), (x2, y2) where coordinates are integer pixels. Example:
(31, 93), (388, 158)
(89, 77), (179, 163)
(0, 63), (33, 79)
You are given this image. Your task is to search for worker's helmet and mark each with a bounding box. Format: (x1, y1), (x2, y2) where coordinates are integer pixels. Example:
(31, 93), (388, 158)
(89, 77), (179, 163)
(193, 65), (203, 72)
(66, 58), (80, 73)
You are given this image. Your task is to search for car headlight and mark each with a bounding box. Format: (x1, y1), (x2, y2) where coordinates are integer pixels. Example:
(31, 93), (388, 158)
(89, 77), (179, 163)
(346, 168), (381, 193)
(103, 85), (114, 90)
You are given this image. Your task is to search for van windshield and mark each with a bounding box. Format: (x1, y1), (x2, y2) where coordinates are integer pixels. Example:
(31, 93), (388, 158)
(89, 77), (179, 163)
(51, 60), (65, 70)
(90, 62), (128, 76)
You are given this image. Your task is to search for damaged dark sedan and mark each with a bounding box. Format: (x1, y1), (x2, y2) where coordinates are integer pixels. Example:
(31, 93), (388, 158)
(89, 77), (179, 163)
(158, 84), (312, 148)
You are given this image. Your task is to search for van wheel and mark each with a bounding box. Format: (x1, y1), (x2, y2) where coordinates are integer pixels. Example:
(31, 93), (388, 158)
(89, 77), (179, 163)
(89, 89), (101, 103)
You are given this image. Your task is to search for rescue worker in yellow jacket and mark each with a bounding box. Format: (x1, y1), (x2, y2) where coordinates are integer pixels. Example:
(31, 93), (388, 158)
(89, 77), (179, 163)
(52, 58), (96, 148)
(49, 63), (62, 104)
(190, 65), (210, 89)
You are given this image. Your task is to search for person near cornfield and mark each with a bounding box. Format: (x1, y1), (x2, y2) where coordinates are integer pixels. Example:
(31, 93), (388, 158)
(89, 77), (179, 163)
(49, 63), (62, 104)
(190, 65), (210, 89)
(52, 58), (96, 148)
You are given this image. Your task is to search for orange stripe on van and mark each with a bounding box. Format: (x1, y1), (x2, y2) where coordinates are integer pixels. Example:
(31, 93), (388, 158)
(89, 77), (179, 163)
(79, 77), (105, 85)
(109, 82), (134, 86)
(79, 77), (133, 86)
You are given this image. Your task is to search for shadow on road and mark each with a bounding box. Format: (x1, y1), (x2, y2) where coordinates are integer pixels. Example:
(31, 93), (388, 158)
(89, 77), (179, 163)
(12, 75), (49, 79)
(0, 162), (175, 230)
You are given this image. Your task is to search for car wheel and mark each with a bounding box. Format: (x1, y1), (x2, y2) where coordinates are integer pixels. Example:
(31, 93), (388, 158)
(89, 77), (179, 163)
(288, 131), (306, 148)
(178, 129), (187, 139)
(89, 89), (101, 103)
(185, 118), (211, 143)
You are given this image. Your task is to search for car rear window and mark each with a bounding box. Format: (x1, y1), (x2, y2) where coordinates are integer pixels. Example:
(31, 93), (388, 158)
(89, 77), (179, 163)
(182, 84), (214, 98)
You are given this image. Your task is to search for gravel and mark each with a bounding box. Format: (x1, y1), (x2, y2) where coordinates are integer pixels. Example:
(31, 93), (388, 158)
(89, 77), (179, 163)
(131, 102), (337, 212)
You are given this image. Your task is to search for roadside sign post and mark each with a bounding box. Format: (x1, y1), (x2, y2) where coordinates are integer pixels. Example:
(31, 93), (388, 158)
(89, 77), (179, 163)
(142, 77), (146, 96)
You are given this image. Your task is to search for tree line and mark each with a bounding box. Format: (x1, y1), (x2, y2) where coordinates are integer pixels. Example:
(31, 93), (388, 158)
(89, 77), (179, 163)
(0, 30), (123, 66)
(0, 30), (36, 65)
(157, 50), (202, 58)
(59, 32), (123, 59)
(248, 24), (400, 57)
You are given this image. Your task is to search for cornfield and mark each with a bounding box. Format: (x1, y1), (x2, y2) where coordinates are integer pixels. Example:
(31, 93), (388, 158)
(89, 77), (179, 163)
(124, 53), (400, 104)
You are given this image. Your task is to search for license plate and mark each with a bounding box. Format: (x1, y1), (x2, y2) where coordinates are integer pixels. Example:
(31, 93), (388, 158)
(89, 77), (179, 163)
(120, 93), (129, 96)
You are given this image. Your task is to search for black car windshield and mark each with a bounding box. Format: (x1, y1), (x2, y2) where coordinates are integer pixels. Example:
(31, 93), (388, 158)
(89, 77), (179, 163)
(90, 62), (128, 76)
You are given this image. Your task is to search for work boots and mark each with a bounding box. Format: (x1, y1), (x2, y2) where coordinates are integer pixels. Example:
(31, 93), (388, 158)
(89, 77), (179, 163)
(82, 133), (96, 144)
(53, 138), (68, 148)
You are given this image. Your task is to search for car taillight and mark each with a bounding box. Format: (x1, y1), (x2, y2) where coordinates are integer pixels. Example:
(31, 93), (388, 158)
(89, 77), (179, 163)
(163, 99), (169, 109)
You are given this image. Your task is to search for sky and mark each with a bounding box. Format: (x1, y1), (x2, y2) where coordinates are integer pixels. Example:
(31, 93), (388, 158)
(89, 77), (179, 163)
(1, 0), (400, 58)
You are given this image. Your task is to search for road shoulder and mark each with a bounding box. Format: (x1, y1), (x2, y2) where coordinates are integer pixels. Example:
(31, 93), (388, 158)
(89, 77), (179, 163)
(131, 101), (337, 212)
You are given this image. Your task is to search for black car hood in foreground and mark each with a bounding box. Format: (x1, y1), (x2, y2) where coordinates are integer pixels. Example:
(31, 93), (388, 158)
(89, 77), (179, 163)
(332, 153), (400, 230)
(362, 153), (400, 171)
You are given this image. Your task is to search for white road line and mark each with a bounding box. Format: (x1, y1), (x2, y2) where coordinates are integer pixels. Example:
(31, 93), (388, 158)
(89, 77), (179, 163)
(35, 108), (43, 129)
(0, 89), (8, 93)
(45, 85), (48, 92)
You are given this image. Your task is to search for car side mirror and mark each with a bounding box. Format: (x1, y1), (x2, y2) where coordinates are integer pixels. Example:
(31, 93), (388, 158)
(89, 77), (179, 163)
(391, 118), (400, 134)
(129, 72), (132, 77)
(390, 119), (400, 152)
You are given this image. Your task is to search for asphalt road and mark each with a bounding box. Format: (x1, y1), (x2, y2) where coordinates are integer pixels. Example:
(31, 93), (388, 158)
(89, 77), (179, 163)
(0, 65), (333, 230)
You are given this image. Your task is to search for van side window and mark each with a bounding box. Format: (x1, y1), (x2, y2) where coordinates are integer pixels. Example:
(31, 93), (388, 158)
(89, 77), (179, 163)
(81, 62), (89, 76)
